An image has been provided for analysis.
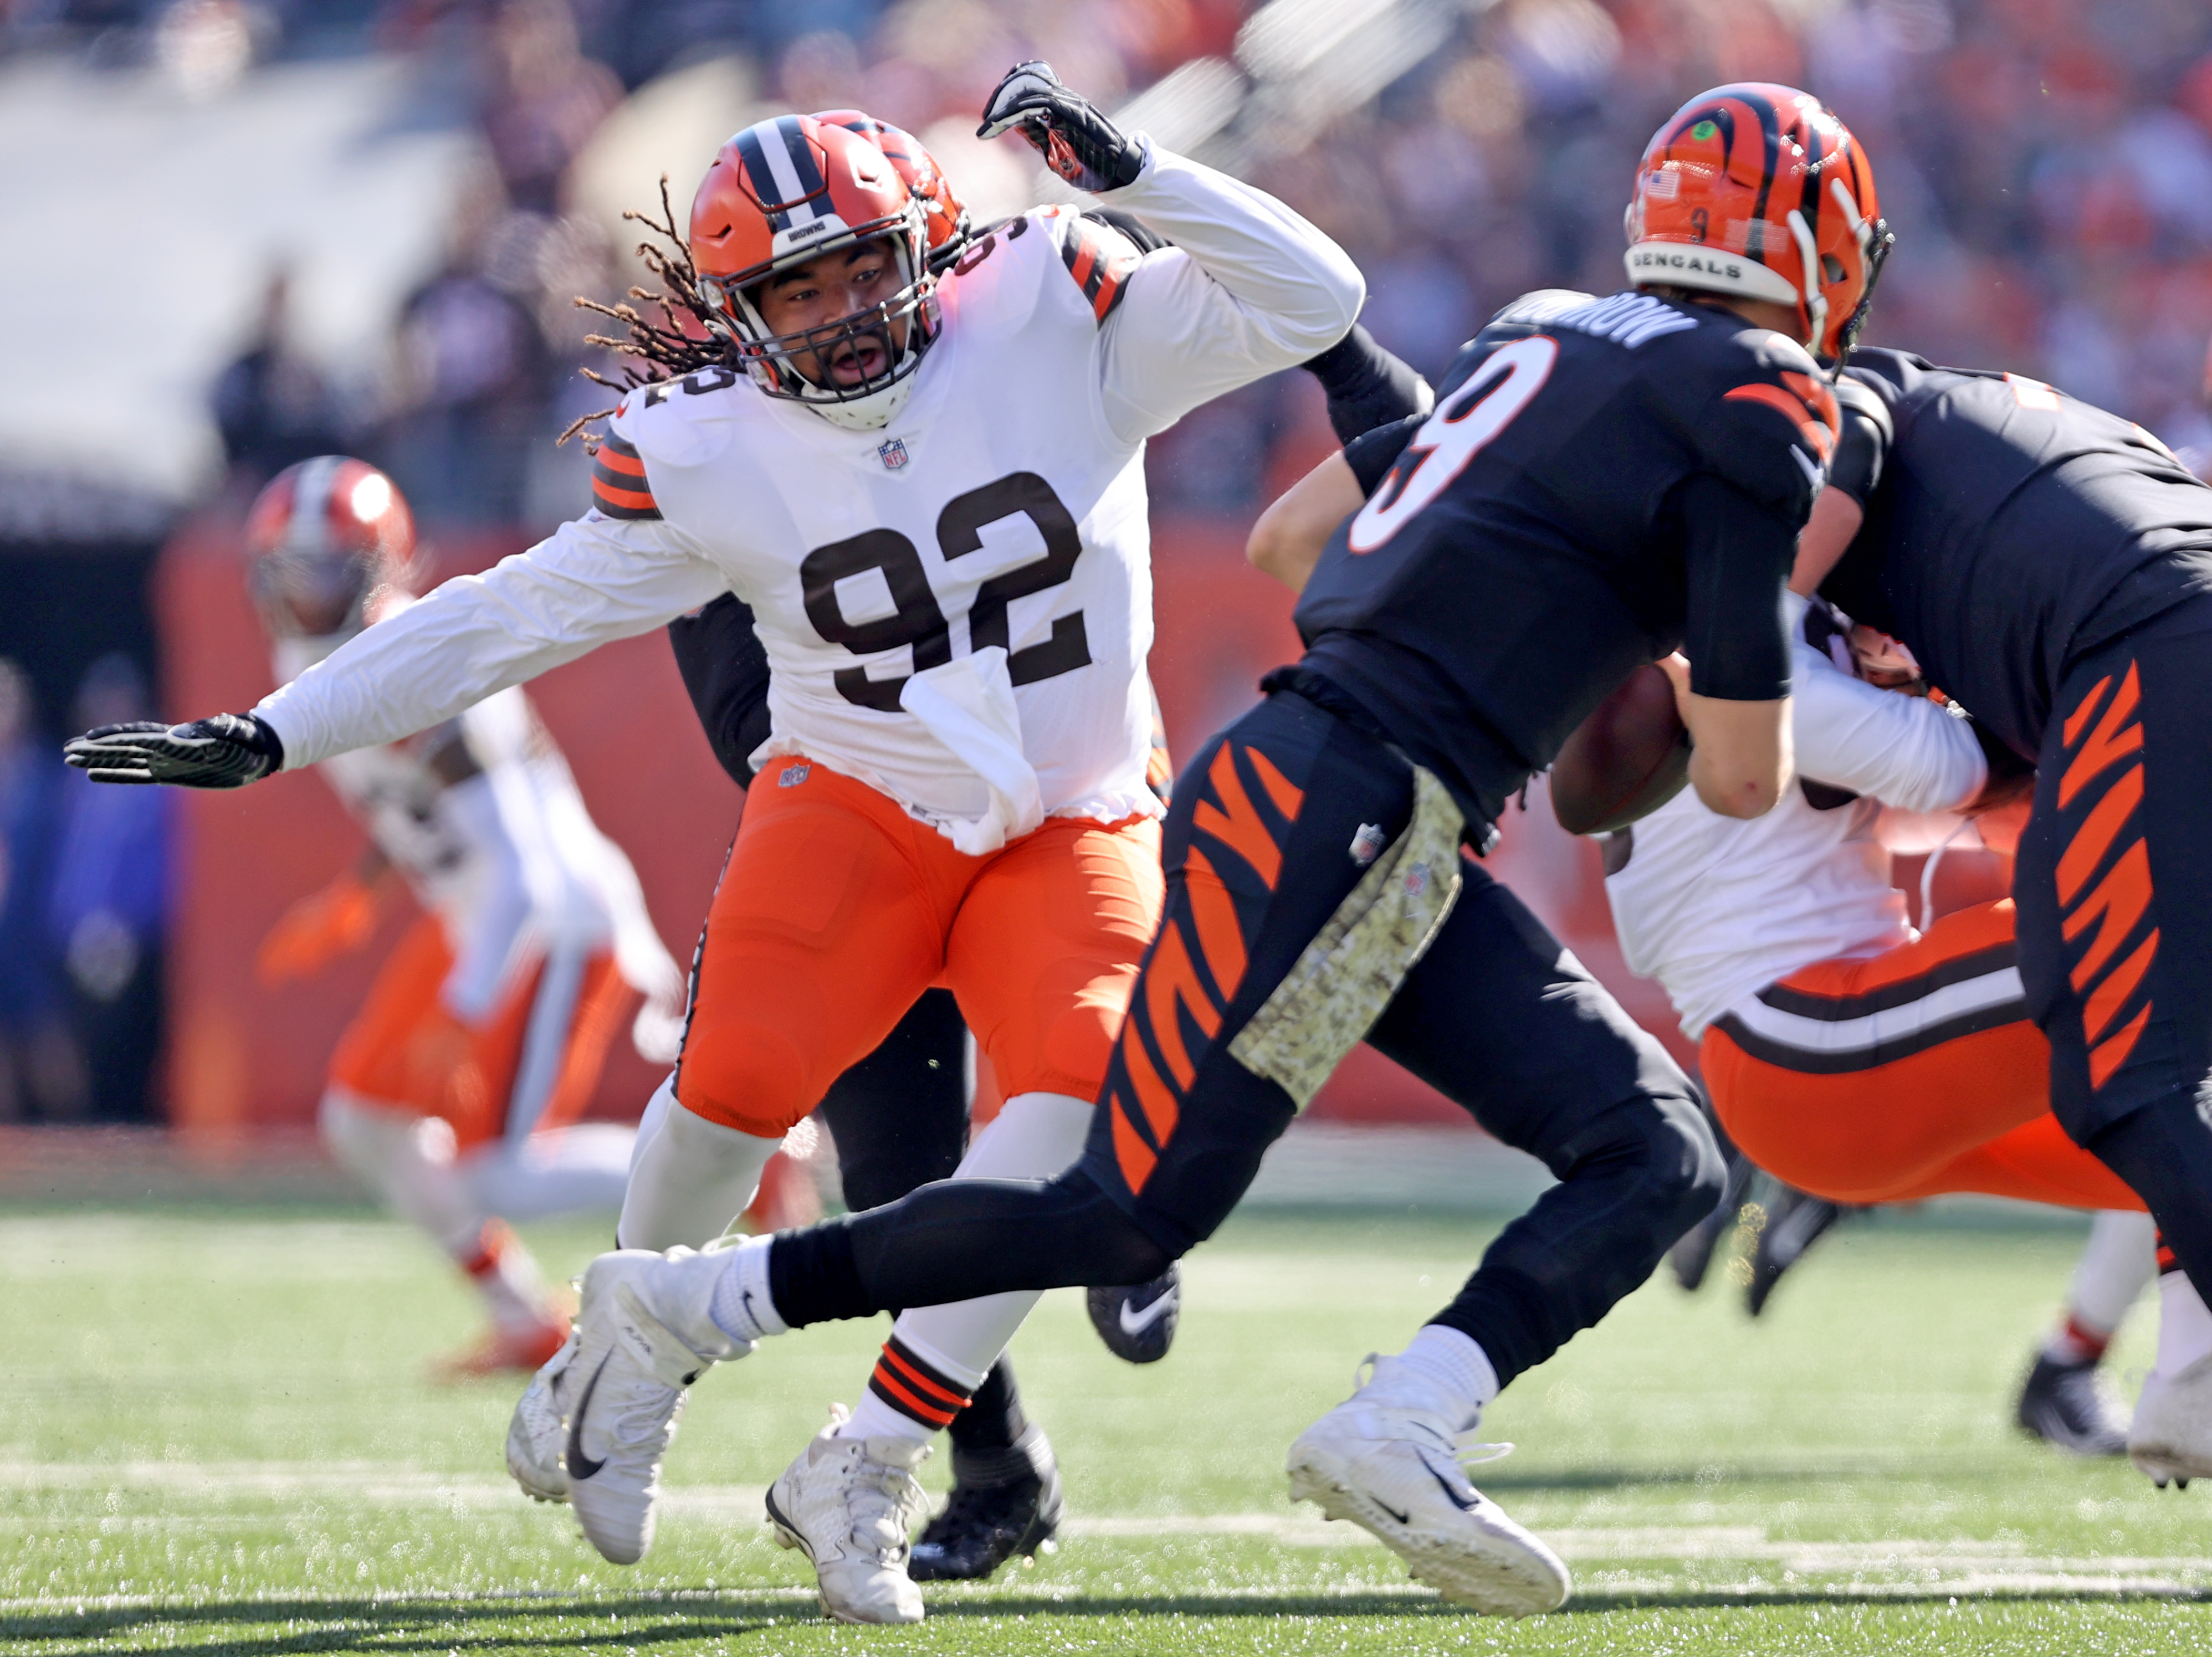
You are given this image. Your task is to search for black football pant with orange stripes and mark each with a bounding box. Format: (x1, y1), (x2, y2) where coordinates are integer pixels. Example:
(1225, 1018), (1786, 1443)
(770, 689), (1722, 1389)
(812, 987), (1030, 1460)
(2016, 596), (2212, 1304)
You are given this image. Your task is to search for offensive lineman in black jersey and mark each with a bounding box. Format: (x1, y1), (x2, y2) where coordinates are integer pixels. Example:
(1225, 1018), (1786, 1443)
(1800, 349), (2212, 1487)
(656, 317), (1428, 1580)
(471, 84), (1884, 1618)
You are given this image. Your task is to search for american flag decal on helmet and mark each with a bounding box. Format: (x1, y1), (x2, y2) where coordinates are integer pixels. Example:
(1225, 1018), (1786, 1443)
(1059, 212), (1143, 325)
(590, 433), (660, 521)
(734, 115), (833, 235)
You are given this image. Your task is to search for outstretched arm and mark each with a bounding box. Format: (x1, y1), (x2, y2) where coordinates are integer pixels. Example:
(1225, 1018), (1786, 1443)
(258, 514), (727, 771)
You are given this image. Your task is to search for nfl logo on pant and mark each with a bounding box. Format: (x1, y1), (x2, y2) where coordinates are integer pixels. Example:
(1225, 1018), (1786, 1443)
(877, 438), (910, 471)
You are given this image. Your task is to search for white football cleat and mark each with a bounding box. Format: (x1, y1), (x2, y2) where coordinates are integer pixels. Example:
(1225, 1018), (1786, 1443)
(1287, 1358), (1569, 1615)
(505, 1245), (752, 1564)
(766, 1405), (932, 1624)
(506, 1325), (580, 1504)
(2129, 1355), (2212, 1489)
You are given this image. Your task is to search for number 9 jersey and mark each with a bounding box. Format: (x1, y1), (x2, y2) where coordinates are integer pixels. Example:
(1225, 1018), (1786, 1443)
(250, 144), (1366, 855)
(1293, 288), (1839, 835)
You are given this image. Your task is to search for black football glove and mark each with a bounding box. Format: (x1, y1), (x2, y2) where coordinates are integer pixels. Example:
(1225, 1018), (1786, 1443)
(64, 713), (283, 788)
(977, 60), (1146, 193)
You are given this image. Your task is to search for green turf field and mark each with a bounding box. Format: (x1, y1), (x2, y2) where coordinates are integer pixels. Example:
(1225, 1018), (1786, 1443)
(4, 1203), (2208, 1654)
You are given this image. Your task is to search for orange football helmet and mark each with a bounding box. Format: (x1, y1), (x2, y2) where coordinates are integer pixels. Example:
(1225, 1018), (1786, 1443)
(1624, 84), (1891, 362)
(245, 456), (416, 640)
(689, 113), (939, 428)
(811, 109), (974, 269)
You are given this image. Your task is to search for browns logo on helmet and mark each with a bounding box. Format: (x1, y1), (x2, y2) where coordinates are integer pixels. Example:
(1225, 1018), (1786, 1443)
(811, 109), (974, 270)
(1624, 83), (1891, 363)
(689, 114), (939, 430)
(245, 456), (416, 640)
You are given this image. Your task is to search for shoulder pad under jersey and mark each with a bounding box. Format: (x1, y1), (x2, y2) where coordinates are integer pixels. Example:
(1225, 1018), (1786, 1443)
(1664, 324), (1837, 523)
(1487, 289), (1599, 330)
(1434, 290), (1607, 394)
(1826, 372), (1894, 506)
(607, 365), (744, 478)
(1043, 204), (1145, 326)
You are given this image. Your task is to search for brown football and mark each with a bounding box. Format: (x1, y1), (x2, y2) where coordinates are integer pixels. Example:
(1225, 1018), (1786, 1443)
(1550, 663), (1692, 836)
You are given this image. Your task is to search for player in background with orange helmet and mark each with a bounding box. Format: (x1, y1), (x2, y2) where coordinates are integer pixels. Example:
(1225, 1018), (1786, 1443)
(241, 457), (687, 1376)
(71, 60), (1367, 1619)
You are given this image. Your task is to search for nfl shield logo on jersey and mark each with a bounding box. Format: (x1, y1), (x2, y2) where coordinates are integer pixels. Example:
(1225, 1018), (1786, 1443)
(877, 438), (910, 471)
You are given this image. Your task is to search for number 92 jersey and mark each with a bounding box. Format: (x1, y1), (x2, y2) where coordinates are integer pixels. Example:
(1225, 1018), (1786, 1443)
(603, 208), (1161, 838)
(1292, 288), (1837, 829)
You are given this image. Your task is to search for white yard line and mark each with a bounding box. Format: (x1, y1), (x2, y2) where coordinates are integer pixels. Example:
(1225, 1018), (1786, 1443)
(5, 1463), (2208, 1594)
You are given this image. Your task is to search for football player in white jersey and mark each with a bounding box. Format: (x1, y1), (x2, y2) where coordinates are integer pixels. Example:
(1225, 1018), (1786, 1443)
(69, 63), (1364, 1618)
(242, 456), (687, 1374)
(1597, 597), (2157, 1452)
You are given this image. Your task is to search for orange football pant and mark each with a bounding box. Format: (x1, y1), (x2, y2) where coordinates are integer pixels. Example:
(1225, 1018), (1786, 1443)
(330, 915), (632, 1151)
(1701, 900), (2144, 1212)
(674, 756), (1165, 1139)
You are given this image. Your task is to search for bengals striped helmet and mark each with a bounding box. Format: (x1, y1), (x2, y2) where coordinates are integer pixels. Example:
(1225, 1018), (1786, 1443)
(1624, 84), (1891, 363)
(244, 456), (415, 640)
(689, 113), (939, 430)
(811, 110), (973, 270)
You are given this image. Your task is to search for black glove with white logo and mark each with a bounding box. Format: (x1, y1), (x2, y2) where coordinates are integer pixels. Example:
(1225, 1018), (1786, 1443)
(977, 60), (1146, 193)
(64, 713), (284, 788)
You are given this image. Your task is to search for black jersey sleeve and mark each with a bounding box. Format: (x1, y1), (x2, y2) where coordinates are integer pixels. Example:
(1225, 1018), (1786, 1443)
(1682, 331), (1837, 527)
(667, 592), (771, 788)
(1826, 372), (1893, 506)
(1303, 325), (1431, 447)
(1679, 473), (1796, 701)
(1343, 413), (1423, 497)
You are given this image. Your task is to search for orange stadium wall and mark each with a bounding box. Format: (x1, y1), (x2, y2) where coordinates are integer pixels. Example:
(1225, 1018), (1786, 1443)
(155, 510), (1759, 1142)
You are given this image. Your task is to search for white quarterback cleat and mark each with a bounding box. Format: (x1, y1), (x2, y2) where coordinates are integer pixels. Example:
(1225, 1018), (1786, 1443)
(503, 1245), (752, 1563)
(2129, 1355), (2212, 1489)
(766, 1405), (933, 1624)
(1287, 1360), (1570, 1616)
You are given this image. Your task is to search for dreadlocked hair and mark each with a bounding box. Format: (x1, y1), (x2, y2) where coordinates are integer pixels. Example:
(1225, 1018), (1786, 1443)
(558, 177), (738, 452)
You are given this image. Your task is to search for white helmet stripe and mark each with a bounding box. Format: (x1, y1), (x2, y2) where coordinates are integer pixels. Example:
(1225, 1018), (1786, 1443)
(283, 454), (344, 557)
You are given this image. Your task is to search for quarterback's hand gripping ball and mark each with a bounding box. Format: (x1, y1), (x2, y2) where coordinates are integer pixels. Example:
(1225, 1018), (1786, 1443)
(977, 60), (1146, 192)
(64, 712), (283, 789)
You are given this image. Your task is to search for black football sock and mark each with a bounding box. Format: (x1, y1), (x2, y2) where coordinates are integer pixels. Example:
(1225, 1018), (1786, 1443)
(767, 1167), (1172, 1328)
(947, 1357), (1029, 1460)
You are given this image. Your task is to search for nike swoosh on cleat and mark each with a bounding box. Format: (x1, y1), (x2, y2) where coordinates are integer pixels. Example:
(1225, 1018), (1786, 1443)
(1117, 1289), (1178, 1337)
(565, 1356), (613, 1480)
(1421, 1457), (1481, 1512)
(1371, 1495), (1413, 1526)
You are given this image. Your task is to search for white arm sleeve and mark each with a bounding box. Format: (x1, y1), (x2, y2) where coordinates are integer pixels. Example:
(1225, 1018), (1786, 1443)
(1792, 642), (1989, 812)
(254, 513), (729, 770)
(1095, 143), (1366, 443)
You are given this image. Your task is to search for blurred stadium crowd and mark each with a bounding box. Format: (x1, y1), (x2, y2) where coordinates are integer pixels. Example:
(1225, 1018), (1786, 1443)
(2, 0), (2210, 1122)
